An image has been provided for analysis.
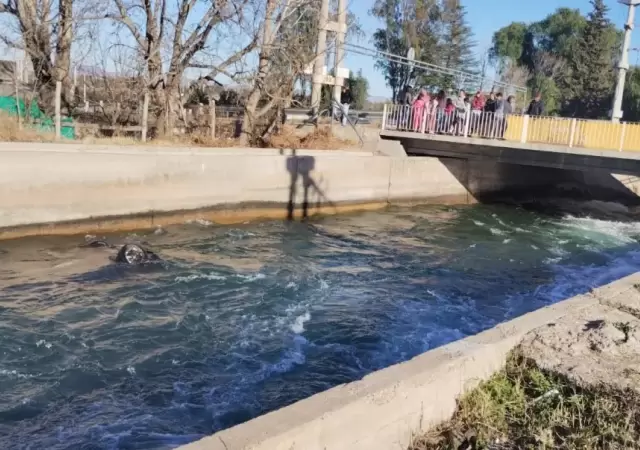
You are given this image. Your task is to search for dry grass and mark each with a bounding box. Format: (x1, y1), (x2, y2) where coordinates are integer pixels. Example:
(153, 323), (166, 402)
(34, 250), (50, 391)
(262, 125), (356, 150)
(411, 350), (640, 450)
(0, 113), (357, 150)
(0, 115), (57, 142)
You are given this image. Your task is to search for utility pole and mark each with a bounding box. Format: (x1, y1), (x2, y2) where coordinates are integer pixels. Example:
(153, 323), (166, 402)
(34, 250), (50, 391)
(612, 0), (640, 123)
(332, 0), (348, 105)
(311, 0), (330, 117)
(311, 0), (348, 121)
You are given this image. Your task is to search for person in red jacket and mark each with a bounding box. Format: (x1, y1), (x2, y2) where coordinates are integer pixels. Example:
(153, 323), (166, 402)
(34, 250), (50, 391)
(471, 91), (485, 111)
(470, 91), (485, 135)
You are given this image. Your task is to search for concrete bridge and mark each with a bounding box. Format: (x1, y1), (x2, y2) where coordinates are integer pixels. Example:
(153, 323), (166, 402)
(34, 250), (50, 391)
(380, 129), (640, 176)
(379, 107), (640, 206)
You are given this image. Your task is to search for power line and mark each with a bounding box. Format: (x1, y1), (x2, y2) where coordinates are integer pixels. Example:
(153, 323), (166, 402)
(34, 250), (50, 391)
(343, 42), (528, 93)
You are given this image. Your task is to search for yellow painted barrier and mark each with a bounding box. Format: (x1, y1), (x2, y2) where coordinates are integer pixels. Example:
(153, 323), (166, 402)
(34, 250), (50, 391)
(504, 115), (524, 141)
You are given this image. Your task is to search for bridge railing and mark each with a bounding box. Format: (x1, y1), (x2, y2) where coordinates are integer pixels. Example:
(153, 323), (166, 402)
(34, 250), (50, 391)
(381, 104), (640, 153)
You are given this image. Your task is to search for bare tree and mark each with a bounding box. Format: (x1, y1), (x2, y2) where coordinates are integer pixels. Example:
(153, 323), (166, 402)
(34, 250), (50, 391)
(532, 51), (565, 80)
(80, 37), (146, 127)
(105, 0), (259, 136)
(0, 0), (74, 114)
(500, 59), (530, 88)
(240, 0), (319, 144)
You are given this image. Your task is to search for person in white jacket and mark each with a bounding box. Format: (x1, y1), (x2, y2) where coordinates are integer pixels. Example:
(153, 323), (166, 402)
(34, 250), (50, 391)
(453, 89), (467, 135)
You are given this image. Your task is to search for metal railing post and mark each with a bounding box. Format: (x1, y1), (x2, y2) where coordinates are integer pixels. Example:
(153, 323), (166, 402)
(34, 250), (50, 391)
(463, 111), (471, 137)
(521, 115), (529, 143)
(569, 118), (577, 147)
(620, 122), (627, 152)
(420, 108), (428, 133)
(381, 104), (387, 130)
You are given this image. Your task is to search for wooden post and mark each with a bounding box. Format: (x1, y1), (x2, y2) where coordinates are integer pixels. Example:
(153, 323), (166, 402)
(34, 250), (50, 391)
(14, 70), (21, 130)
(55, 81), (62, 139)
(381, 104), (387, 130)
(141, 92), (149, 142)
(209, 100), (216, 139)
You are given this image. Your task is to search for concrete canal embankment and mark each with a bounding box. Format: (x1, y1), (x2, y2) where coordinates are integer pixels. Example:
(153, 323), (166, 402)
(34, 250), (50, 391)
(2, 142), (640, 239)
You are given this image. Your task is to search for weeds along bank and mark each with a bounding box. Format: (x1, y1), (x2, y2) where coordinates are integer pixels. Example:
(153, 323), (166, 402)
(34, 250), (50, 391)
(413, 277), (640, 450)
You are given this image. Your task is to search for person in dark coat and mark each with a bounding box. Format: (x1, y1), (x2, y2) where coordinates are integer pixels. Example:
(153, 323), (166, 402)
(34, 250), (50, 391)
(338, 85), (353, 126)
(527, 92), (544, 116)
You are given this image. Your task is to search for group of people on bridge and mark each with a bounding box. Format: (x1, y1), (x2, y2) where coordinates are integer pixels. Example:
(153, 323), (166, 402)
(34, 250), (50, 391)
(395, 87), (545, 139)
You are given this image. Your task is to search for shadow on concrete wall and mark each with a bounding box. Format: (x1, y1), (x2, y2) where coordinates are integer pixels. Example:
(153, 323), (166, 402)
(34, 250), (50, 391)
(439, 157), (640, 220)
(284, 150), (334, 221)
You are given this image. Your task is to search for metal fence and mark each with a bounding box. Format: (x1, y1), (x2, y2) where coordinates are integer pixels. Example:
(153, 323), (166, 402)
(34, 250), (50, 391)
(381, 104), (640, 153)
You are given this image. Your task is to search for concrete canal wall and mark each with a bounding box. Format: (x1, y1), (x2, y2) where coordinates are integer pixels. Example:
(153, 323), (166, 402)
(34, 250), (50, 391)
(178, 273), (640, 450)
(0, 143), (470, 239)
(1, 142), (639, 239)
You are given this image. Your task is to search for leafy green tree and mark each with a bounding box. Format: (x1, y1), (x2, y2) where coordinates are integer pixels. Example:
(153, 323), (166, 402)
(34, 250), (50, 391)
(489, 22), (528, 71)
(623, 67), (640, 122)
(563, 0), (615, 118)
(489, 5), (620, 116)
(371, 0), (440, 102)
(348, 70), (370, 109)
(534, 8), (586, 57)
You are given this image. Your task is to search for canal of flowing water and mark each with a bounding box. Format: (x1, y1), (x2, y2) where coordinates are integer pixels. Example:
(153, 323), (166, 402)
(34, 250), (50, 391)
(2, 204), (640, 449)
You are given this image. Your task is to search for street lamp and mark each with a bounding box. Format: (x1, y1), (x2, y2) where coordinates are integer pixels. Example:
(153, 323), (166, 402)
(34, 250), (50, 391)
(612, 0), (640, 122)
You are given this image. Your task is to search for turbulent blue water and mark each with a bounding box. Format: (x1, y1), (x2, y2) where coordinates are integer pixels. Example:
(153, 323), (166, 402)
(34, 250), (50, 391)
(2, 204), (640, 449)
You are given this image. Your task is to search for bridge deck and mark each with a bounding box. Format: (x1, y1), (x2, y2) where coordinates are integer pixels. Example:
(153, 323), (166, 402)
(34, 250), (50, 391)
(380, 129), (640, 175)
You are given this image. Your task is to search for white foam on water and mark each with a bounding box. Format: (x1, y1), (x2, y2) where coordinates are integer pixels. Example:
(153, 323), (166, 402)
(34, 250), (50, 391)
(492, 214), (511, 229)
(126, 366), (136, 375)
(236, 273), (266, 282)
(490, 228), (506, 236)
(560, 216), (640, 245)
(0, 369), (33, 379)
(548, 246), (568, 257)
(503, 239), (512, 244)
(291, 312), (311, 334)
(473, 220), (485, 227)
(35, 340), (52, 349)
(285, 281), (298, 290)
(174, 273), (227, 283)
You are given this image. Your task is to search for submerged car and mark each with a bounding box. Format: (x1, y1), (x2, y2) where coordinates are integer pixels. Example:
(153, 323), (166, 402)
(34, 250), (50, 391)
(81, 236), (160, 265)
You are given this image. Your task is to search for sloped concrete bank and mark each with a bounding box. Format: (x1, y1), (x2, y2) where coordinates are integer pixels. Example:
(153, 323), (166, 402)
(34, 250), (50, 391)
(0, 143), (472, 239)
(178, 274), (640, 450)
(1, 142), (640, 239)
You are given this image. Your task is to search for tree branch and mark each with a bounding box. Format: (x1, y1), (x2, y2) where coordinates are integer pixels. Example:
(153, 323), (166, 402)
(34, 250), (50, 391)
(0, 1), (16, 15)
(109, 0), (145, 49)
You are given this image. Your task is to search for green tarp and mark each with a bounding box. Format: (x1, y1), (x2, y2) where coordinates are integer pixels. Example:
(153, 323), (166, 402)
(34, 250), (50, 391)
(0, 96), (75, 139)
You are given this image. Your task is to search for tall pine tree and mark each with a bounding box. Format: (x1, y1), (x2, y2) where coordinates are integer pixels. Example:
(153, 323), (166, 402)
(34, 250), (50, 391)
(436, 0), (476, 90)
(564, 0), (615, 118)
